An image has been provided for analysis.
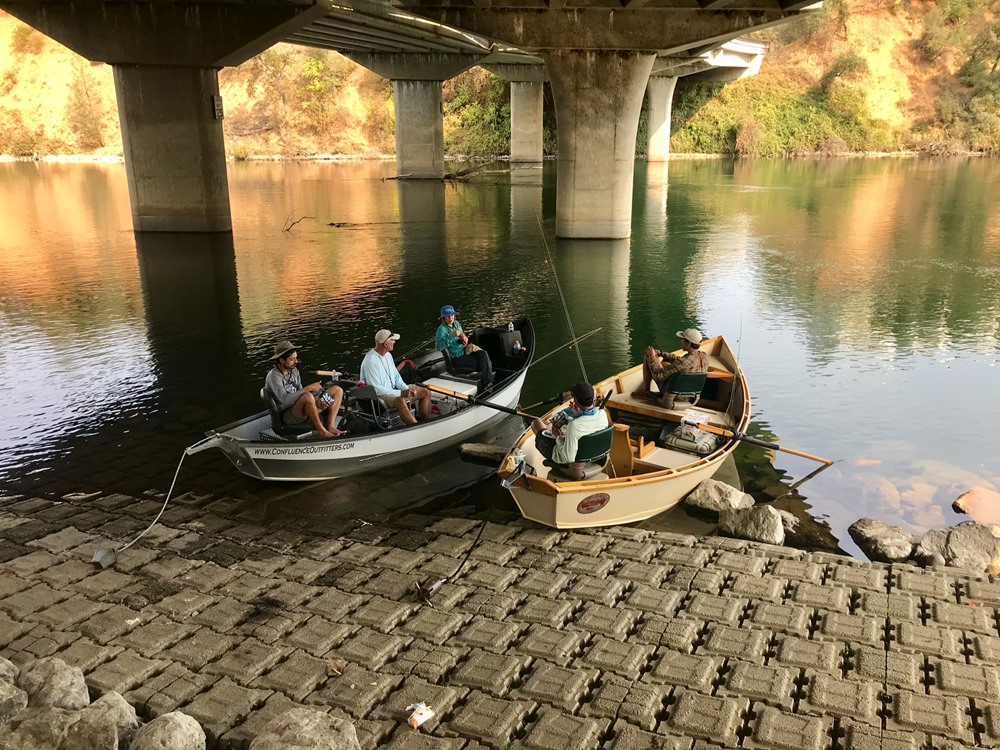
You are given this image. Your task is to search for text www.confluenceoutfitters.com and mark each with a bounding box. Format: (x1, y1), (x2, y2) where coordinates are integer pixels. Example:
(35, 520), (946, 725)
(253, 443), (355, 456)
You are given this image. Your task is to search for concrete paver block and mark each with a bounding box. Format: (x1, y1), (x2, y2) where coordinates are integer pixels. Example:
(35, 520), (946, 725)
(659, 546), (711, 567)
(328, 627), (410, 669)
(86, 648), (171, 694)
(966, 580), (1000, 606)
(115, 615), (198, 658)
(774, 636), (841, 674)
(799, 671), (879, 724)
(625, 585), (682, 616)
(56, 637), (124, 672)
(854, 591), (918, 620)
(894, 570), (951, 600)
(180, 676), (272, 743)
(579, 635), (654, 680)
(512, 528), (563, 551)
(677, 593), (745, 626)
(817, 612), (884, 647)
(373, 548), (430, 573)
(608, 540), (660, 563)
(510, 595), (575, 627)
(78, 605), (152, 645)
(521, 707), (607, 750)
(930, 659), (1000, 700)
(719, 662), (796, 709)
(381, 730), (466, 749)
(421, 534), (474, 558)
(25, 594), (109, 629)
(560, 533), (613, 556)
(449, 649), (529, 696)
(460, 562), (522, 591)
(830, 565), (887, 592)
(792, 582), (850, 612)
(250, 649), (329, 701)
(929, 601), (997, 634)
(281, 615), (354, 656)
(125, 661), (218, 718)
(1, 550), (61, 577)
(513, 569), (572, 598)
(982, 703), (1000, 748)
(770, 559), (823, 584)
(563, 554), (618, 578)
(203, 637), (288, 684)
(397, 608), (468, 645)
(346, 595), (415, 632)
(361, 569), (418, 600)
(893, 622), (964, 660)
(513, 624), (585, 666)
(512, 660), (596, 711)
(841, 719), (921, 750)
(729, 574), (786, 602)
(886, 690), (973, 741)
(307, 662), (402, 719)
(381, 639), (463, 683)
(631, 616), (699, 651)
(33, 559), (98, 588)
(701, 624), (770, 664)
(568, 575), (629, 606)
(616, 562), (671, 587)
(611, 720), (689, 750)
(663, 689), (746, 745)
(969, 634), (1000, 666)
(162, 626), (238, 669)
(374, 675), (467, 731)
(744, 705), (831, 750)
(0, 583), (71, 619)
(850, 646), (920, 688)
(646, 651), (720, 692)
(749, 602), (811, 635)
(713, 552), (767, 576)
(469, 540), (521, 566)
(449, 616), (522, 653)
(149, 588), (216, 619)
(444, 690), (534, 745)
(302, 588), (367, 621)
(569, 602), (638, 641)
(427, 518), (481, 537)
(453, 590), (522, 620)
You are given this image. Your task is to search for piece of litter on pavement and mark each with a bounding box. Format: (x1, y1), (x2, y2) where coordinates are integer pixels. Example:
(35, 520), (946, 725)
(326, 658), (347, 677)
(406, 702), (434, 729)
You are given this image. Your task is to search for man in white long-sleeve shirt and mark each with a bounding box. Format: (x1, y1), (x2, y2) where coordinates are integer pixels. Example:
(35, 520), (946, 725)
(359, 329), (431, 425)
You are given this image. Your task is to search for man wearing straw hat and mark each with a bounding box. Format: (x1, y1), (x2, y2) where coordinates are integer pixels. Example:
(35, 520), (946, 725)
(632, 327), (709, 404)
(265, 341), (346, 438)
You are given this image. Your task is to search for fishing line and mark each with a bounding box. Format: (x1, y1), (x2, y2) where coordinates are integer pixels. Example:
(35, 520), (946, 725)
(535, 211), (588, 383)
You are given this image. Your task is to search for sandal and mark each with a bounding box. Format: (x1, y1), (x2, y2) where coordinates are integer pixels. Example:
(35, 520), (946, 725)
(630, 388), (649, 399)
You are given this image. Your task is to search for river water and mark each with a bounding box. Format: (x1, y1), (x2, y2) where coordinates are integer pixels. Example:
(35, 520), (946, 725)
(2, 157), (999, 557)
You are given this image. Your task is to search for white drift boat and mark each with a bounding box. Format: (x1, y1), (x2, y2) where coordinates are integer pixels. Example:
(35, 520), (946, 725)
(200, 319), (535, 482)
(497, 335), (749, 528)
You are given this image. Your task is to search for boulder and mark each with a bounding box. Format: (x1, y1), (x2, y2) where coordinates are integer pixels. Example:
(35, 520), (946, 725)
(685, 479), (754, 516)
(0, 680), (28, 726)
(953, 486), (1000, 526)
(718, 506), (785, 546)
(82, 692), (141, 748)
(1, 706), (78, 750)
(848, 519), (916, 563)
(62, 709), (118, 750)
(250, 707), (360, 750)
(858, 475), (901, 511)
(129, 712), (205, 750)
(914, 522), (1000, 573)
(0, 656), (18, 685)
(17, 658), (89, 710)
(776, 510), (800, 533)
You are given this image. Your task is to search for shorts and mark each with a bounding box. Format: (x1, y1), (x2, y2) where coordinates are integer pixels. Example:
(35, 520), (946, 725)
(379, 392), (411, 411)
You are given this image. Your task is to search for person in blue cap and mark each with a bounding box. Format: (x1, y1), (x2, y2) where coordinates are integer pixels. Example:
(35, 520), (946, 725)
(435, 304), (494, 389)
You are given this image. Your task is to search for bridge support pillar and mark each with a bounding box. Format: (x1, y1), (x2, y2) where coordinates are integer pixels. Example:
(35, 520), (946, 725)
(346, 53), (485, 179)
(544, 49), (655, 239)
(510, 82), (544, 163)
(115, 65), (231, 232)
(646, 75), (678, 163)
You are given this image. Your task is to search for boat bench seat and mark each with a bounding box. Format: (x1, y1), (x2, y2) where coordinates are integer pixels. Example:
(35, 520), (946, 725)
(632, 446), (705, 471)
(606, 392), (734, 430)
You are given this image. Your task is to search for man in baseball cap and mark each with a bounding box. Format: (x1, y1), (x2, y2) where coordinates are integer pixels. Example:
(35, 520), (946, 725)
(360, 328), (431, 424)
(529, 380), (609, 479)
(632, 326), (708, 405)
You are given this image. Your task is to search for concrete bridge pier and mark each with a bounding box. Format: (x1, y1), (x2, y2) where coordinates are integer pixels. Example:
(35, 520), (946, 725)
(646, 75), (678, 163)
(484, 63), (548, 163)
(347, 54), (485, 179)
(115, 65), (231, 232)
(544, 50), (655, 239)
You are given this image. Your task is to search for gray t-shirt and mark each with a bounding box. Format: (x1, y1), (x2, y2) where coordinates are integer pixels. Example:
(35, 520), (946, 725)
(265, 366), (304, 411)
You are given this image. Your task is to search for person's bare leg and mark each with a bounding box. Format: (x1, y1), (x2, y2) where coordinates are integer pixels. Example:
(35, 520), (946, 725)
(632, 359), (653, 397)
(293, 393), (334, 438)
(415, 387), (431, 421)
(395, 397), (417, 425)
(323, 386), (346, 436)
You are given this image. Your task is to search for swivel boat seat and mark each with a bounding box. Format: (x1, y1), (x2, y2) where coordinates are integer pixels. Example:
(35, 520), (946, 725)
(546, 425), (616, 482)
(659, 371), (709, 411)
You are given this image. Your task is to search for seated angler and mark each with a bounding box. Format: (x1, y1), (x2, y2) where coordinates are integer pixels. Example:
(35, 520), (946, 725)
(530, 381), (609, 479)
(360, 328), (432, 425)
(632, 327), (709, 407)
(264, 341), (345, 438)
(435, 304), (494, 390)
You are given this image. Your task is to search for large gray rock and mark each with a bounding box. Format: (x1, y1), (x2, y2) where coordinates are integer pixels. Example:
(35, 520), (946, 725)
(1, 706), (78, 750)
(0, 680), (28, 726)
(82, 692), (141, 748)
(718, 505), (785, 546)
(129, 712), (205, 750)
(848, 518), (916, 563)
(250, 707), (360, 750)
(914, 522), (1000, 573)
(0, 657), (18, 685)
(63, 709), (118, 750)
(17, 658), (89, 710)
(685, 479), (754, 516)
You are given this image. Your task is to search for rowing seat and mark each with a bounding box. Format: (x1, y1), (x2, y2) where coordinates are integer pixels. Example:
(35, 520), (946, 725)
(261, 388), (312, 437)
(658, 370), (708, 412)
(548, 425), (615, 482)
(440, 348), (481, 384)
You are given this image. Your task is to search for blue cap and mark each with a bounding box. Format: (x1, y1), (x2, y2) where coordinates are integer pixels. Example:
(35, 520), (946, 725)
(440, 305), (456, 317)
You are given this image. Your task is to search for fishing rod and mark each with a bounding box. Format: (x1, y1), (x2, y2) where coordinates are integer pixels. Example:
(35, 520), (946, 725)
(524, 327), (602, 371)
(536, 210), (589, 382)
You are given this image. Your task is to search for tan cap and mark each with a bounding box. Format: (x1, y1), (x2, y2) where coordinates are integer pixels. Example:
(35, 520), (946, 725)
(375, 329), (400, 345)
(676, 328), (703, 345)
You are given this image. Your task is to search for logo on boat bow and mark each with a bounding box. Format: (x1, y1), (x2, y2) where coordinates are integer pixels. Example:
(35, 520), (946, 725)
(577, 493), (610, 514)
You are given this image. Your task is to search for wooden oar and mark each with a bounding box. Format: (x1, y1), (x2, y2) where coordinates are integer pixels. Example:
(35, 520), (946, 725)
(417, 382), (536, 420)
(694, 422), (832, 465)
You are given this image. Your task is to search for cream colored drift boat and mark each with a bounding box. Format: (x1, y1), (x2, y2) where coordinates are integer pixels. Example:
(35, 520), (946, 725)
(498, 335), (749, 529)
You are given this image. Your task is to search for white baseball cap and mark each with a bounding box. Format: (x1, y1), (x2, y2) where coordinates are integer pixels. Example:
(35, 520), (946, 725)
(676, 328), (703, 345)
(375, 329), (400, 345)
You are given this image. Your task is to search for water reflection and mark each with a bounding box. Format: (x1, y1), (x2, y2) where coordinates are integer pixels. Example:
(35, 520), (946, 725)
(2, 158), (1000, 558)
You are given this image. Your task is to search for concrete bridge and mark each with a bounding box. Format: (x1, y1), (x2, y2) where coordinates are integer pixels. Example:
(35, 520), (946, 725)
(0, 0), (803, 238)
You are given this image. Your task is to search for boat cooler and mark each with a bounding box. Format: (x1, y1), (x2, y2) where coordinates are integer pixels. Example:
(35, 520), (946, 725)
(425, 377), (479, 416)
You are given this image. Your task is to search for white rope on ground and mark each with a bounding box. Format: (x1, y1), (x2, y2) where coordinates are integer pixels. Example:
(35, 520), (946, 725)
(535, 211), (588, 384)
